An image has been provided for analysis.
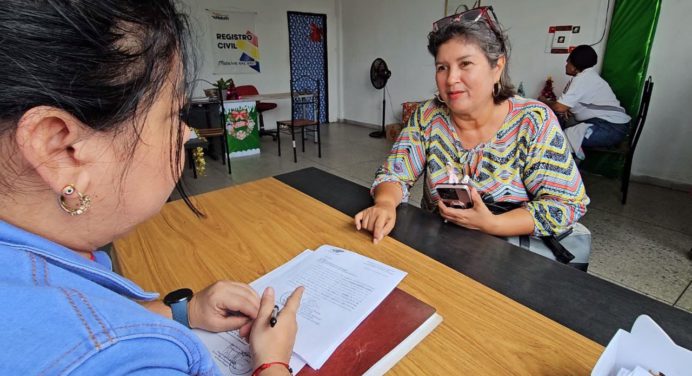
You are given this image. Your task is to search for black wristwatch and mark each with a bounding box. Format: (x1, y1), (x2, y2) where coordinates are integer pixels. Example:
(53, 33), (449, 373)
(163, 288), (193, 328)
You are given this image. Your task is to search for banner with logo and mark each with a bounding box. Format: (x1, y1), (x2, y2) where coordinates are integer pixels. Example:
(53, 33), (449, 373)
(206, 10), (260, 74)
(223, 100), (260, 158)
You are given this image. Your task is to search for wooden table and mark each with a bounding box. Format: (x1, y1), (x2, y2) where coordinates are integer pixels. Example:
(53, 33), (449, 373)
(115, 173), (608, 374)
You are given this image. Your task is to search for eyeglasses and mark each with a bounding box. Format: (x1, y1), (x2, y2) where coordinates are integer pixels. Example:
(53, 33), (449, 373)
(432, 6), (503, 44)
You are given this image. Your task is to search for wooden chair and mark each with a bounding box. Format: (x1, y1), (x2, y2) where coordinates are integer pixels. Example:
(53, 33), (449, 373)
(236, 85), (278, 140)
(581, 76), (654, 204)
(276, 76), (321, 163)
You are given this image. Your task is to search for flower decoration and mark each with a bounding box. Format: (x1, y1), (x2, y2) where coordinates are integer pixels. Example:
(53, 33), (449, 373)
(226, 108), (255, 141)
(191, 128), (207, 177)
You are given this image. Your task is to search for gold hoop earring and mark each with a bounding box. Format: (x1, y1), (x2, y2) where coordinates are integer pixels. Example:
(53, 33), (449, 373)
(58, 184), (91, 216)
(492, 82), (501, 98)
(434, 91), (447, 105)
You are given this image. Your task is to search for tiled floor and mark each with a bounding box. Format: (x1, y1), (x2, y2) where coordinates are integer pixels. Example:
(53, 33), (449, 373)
(175, 122), (692, 313)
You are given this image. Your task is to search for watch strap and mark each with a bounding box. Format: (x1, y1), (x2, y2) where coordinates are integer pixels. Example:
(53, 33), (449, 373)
(170, 299), (190, 328)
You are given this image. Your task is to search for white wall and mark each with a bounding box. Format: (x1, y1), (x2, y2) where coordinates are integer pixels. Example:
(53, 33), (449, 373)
(340, 0), (613, 126)
(630, 0), (692, 186)
(340, 0), (440, 126)
(496, 0), (613, 96)
(179, 0), (339, 127)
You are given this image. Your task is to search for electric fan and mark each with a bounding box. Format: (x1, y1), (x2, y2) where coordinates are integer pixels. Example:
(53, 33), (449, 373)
(368, 58), (392, 138)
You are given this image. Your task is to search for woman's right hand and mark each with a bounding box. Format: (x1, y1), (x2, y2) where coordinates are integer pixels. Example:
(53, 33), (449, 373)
(249, 286), (304, 371)
(354, 202), (397, 244)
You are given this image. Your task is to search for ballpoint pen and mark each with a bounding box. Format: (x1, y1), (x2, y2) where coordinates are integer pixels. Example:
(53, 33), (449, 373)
(270, 305), (279, 327)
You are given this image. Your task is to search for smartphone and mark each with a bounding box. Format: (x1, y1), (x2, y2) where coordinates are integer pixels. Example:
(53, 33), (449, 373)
(436, 184), (473, 209)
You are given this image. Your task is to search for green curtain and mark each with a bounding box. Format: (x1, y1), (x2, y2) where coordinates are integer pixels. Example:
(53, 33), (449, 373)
(581, 0), (661, 178)
(601, 0), (661, 116)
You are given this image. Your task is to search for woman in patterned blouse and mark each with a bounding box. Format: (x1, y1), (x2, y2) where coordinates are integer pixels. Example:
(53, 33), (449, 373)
(354, 13), (589, 243)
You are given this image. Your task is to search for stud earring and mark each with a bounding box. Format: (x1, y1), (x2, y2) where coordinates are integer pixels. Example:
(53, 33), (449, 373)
(58, 184), (91, 216)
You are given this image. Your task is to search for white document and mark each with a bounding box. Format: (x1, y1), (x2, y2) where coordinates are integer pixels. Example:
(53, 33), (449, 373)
(252, 244), (407, 369)
(193, 250), (313, 376)
(249, 249), (313, 292)
(193, 329), (305, 376)
(195, 245), (407, 372)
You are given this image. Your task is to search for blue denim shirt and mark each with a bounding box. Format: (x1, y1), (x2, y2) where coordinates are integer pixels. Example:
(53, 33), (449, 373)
(0, 220), (221, 375)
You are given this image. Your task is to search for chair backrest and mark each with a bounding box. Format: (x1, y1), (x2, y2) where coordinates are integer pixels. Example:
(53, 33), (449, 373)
(236, 85), (259, 96)
(629, 76), (654, 155)
(290, 75), (320, 123)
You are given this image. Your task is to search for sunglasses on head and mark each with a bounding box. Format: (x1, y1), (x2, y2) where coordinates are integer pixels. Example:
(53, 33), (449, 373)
(433, 6), (502, 37)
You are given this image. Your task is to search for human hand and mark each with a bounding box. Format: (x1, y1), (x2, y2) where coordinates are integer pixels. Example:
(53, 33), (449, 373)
(250, 286), (304, 370)
(537, 95), (547, 102)
(354, 202), (397, 244)
(437, 186), (496, 232)
(188, 281), (260, 337)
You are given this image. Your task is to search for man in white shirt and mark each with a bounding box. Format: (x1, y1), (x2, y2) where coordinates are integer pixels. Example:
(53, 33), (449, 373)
(540, 45), (631, 151)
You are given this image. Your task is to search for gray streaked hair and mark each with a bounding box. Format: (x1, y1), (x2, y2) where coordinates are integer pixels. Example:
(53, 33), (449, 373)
(427, 19), (515, 104)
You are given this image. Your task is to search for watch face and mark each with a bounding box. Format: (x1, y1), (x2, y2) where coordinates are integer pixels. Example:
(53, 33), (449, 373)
(164, 288), (193, 306)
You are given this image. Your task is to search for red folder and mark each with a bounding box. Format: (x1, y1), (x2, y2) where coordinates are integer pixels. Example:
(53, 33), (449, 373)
(297, 288), (438, 375)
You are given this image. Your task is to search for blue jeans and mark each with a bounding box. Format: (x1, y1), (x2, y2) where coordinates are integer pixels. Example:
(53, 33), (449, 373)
(581, 117), (629, 148)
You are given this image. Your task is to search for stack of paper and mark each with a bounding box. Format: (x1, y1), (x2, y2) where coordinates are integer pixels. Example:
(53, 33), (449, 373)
(591, 314), (692, 376)
(194, 245), (407, 375)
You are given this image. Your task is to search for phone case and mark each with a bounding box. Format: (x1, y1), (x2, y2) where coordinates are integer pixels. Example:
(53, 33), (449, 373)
(436, 184), (473, 209)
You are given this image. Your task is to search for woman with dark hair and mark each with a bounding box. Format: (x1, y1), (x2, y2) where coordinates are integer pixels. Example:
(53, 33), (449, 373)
(355, 10), (588, 246)
(540, 44), (631, 153)
(0, 1), (301, 375)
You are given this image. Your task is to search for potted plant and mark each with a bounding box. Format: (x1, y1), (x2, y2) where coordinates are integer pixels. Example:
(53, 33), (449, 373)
(203, 78), (237, 100)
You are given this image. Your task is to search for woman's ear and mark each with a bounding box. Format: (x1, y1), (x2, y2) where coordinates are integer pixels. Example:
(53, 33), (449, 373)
(494, 55), (506, 82)
(15, 106), (94, 196)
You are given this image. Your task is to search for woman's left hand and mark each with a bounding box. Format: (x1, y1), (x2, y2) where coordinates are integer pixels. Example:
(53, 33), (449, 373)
(437, 186), (496, 232)
(188, 281), (261, 337)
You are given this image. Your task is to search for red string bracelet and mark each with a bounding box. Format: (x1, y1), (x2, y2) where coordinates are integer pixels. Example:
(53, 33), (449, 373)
(252, 361), (293, 376)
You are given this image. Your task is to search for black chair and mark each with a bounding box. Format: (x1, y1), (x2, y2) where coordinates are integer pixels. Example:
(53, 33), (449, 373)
(276, 76), (321, 163)
(581, 76), (654, 204)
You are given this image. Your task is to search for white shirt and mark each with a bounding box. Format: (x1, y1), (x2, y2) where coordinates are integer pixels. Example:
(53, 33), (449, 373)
(558, 67), (631, 124)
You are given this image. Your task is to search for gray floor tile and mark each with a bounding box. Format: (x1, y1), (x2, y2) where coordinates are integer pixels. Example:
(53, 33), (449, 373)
(583, 207), (692, 304)
(582, 173), (692, 237)
(675, 281), (692, 314)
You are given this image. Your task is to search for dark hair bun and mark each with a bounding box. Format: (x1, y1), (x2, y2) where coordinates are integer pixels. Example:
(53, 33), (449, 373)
(568, 45), (598, 71)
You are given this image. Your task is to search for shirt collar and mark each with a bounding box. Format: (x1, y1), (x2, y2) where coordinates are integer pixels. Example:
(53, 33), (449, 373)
(0, 219), (158, 301)
(578, 67), (595, 76)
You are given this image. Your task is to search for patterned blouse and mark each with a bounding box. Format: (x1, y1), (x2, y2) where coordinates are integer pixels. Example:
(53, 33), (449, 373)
(372, 96), (589, 236)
